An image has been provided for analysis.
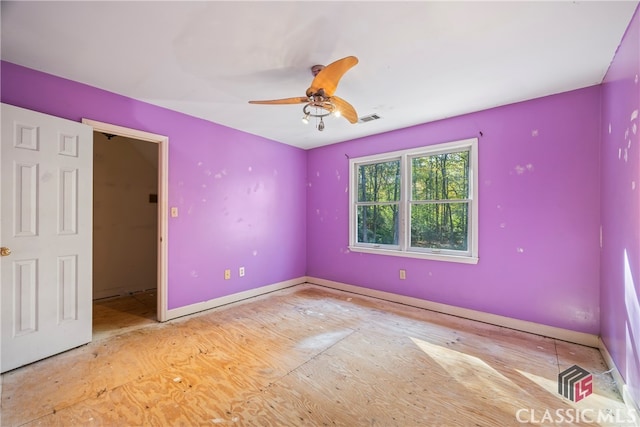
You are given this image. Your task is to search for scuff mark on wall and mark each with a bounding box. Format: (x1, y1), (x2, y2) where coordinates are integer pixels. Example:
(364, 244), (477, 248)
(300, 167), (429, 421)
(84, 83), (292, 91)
(514, 164), (535, 175)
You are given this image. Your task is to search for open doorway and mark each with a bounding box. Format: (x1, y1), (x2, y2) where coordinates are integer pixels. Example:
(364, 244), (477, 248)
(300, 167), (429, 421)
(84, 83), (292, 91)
(82, 118), (169, 340)
(92, 131), (159, 340)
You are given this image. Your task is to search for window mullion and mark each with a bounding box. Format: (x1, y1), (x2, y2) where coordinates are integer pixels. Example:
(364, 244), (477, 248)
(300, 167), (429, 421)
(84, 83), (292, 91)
(400, 153), (410, 251)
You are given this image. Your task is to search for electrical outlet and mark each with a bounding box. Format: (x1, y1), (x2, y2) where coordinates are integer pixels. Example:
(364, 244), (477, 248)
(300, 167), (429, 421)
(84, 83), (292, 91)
(239, 267), (245, 277)
(399, 269), (406, 280)
(170, 207), (179, 217)
(224, 269), (231, 280)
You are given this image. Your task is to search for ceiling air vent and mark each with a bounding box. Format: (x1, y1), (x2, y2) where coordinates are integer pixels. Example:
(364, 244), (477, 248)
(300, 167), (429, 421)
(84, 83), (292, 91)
(358, 113), (381, 123)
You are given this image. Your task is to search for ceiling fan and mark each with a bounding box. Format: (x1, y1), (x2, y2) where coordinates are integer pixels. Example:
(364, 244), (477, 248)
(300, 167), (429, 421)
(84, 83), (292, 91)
(249, 56), (359, 131)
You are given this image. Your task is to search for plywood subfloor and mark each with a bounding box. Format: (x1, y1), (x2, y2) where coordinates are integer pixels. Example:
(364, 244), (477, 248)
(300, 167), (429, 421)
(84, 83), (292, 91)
(0, 284), (629, 426)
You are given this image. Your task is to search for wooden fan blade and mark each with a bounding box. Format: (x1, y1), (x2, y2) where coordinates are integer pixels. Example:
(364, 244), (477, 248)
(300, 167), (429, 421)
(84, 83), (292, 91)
(249, 97), (309, 105)
(331, 96), (358, 124)
(308, 56), (358, 97)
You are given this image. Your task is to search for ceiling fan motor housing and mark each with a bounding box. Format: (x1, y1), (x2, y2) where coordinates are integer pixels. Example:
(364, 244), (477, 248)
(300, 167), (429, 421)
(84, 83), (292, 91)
(311, 64), (325, 77)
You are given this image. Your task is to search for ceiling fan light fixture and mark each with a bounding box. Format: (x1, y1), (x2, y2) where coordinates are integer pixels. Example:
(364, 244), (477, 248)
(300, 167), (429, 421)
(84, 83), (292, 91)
(302, 101), (334, 131)
(302, 114), (310, 124)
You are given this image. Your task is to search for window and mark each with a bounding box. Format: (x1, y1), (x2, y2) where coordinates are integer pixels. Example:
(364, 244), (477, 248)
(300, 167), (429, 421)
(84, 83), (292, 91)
(349, 138), (478, 264)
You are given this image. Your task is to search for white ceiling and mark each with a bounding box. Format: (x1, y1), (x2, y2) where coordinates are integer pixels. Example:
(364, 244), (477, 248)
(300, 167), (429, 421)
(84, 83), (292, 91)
(1, 1), (638, 149)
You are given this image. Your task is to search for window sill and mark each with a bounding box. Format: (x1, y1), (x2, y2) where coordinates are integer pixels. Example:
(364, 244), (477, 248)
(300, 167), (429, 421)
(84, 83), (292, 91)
(348, 246), (479, 264)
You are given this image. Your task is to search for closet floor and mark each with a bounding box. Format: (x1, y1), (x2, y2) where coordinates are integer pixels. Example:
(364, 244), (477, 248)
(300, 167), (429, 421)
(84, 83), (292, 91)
(93, 289), (157, 341)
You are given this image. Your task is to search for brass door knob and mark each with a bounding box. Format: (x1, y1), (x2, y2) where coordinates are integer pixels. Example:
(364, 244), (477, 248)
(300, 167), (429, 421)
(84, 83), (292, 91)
(0, 247), (11, 257)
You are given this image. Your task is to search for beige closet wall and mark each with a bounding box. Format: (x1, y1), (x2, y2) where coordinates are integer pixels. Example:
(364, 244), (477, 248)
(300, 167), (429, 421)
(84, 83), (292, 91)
(93, 133), (158, 299)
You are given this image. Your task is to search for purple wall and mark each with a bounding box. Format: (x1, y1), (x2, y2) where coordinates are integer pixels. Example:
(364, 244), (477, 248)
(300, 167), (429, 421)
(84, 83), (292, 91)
(0, 61), (307, 310)
(307, 87), (602, 334)
(601, 6), (640, 408)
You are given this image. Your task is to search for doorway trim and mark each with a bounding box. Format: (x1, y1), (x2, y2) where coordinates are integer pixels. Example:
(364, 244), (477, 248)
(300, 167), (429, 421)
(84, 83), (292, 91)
(82, 119), (169, 322)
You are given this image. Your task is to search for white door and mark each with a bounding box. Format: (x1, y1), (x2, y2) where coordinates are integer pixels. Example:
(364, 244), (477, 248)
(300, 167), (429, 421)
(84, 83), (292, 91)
(1, 103), (93, 373)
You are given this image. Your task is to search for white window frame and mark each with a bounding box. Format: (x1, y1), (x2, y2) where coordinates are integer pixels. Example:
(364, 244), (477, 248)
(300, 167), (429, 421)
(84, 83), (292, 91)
(348, 138), (478, 264)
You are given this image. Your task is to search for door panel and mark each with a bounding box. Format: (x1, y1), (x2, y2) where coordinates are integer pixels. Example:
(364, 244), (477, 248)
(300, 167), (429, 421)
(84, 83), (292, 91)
(1, 103), (93, 373)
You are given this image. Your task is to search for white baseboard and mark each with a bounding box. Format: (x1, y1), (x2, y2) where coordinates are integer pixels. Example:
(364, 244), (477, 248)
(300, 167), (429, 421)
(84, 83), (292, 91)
(599, 338), (640, 417)
(164, 277), (306, 320)
(163, 275), (599, 347)
(306, 276), (600, 348)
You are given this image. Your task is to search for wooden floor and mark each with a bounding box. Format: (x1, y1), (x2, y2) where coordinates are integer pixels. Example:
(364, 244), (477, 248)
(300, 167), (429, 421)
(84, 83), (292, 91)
(0, 284), (628, 426)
